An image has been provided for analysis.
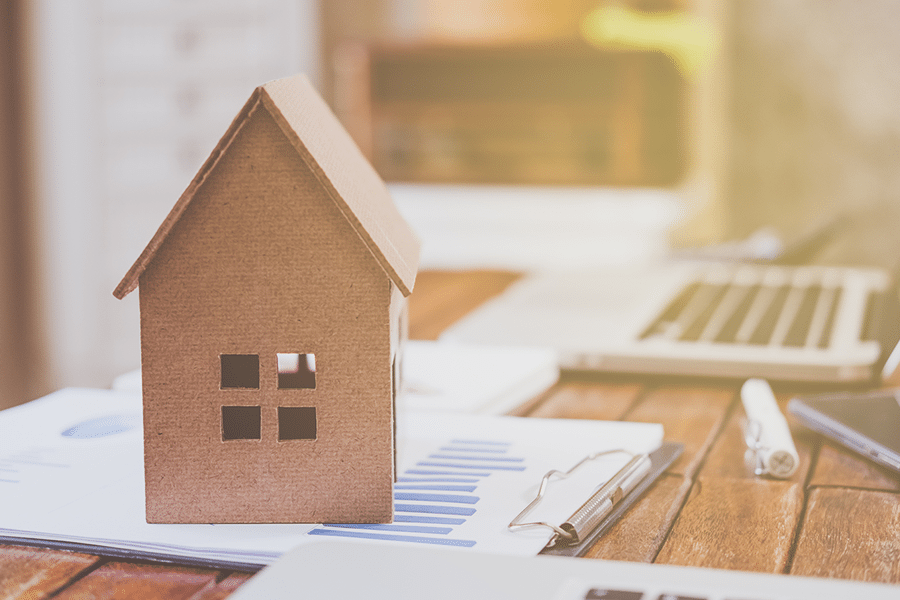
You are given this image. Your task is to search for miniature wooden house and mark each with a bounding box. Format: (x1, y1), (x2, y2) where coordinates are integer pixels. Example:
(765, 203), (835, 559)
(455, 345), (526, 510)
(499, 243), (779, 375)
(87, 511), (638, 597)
(114, 74), (420, 524)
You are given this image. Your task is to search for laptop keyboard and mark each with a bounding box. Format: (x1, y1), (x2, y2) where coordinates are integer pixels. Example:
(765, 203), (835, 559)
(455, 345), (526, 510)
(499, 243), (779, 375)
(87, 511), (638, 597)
(640, 266), (875, 348)
(580, 589), (768, 600)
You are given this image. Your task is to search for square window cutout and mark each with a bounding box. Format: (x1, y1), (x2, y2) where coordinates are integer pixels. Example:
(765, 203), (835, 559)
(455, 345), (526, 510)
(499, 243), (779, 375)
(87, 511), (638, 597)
(277, 353), (316, 389)
(221, 406), (261, 440)
(278, 406), (316, 440)
(220, 354), (259, 389)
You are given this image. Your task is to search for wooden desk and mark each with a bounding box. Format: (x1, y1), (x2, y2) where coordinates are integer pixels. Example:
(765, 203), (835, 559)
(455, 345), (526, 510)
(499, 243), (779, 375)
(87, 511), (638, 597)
(3, 269), (900, 598)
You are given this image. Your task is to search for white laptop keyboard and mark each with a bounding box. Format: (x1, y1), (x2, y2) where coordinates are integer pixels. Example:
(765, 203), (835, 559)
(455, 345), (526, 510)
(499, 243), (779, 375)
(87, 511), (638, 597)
(640, 264), (887, 349)
(442, 261), (893, 382)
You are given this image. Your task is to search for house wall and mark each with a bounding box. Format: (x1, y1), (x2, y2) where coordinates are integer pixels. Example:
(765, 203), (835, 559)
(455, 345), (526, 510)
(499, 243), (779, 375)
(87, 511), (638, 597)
(137, 102), (393, 523)
(388, 280), (408, 409)
(389, 281), (407, 372)
(388, 281), (406, 478)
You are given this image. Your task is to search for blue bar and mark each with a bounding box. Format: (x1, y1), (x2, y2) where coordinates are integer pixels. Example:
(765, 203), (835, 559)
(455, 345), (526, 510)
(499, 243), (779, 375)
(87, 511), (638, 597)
(394, 503), (476, 516)
(418, 461), (526, 472)
(397, 477), (480, 483)
(324, 524), (452, 535)
(440, 446), (507, 454)
(395, 492), (479, 504)
(308, 528), (476, 548)
(393, 515), (466, 525)
(405, 469), (492, 477)
(429, 454), (524, 462)
(395, 484), (477, 492)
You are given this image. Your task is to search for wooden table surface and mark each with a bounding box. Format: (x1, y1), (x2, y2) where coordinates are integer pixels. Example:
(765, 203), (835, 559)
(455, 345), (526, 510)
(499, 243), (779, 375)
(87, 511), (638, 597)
(3, 269), (900, 598)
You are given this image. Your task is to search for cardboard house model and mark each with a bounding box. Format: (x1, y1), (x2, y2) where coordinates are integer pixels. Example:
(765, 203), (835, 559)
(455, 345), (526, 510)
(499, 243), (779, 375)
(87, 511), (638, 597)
(114, 74), (420, 524)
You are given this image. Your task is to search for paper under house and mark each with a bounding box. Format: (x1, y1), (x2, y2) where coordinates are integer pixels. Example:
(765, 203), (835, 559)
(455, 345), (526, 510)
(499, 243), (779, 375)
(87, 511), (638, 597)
(114, 74), (421, 524)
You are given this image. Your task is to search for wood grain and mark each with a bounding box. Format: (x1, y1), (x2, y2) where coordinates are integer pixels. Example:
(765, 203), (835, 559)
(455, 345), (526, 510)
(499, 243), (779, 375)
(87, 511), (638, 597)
(0, 545), (100, 600)
(702, 390), (815, 482)
(8, 269), (900, 591)
(655, 477), (804, 573)
(186, 572), (255, 600)
(526, 380), (643, 421)
(52, 562), (222, 600)
(583, 473), (692, 562)
(623, 384), (735, 478)
(808, 440), (900, 492)
(791, 487), (900, 583)
(407, 270), (520, 340)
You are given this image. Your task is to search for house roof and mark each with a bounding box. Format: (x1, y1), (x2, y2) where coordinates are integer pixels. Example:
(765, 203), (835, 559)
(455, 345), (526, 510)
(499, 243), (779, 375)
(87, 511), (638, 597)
(114, 74), (420, 300)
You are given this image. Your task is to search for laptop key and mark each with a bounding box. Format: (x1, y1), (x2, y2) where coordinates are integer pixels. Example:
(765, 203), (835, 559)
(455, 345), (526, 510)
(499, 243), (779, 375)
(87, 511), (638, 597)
(715, 284), (760, 343)
(640, 282), (701, 340)
(748, 285), (791, 345)
(700, 284), (755, 342)
(817, 287), (842, 348)
(783, 285), (822, 347)
(862, 290), (885, 342)
(678, 283), (730, 341)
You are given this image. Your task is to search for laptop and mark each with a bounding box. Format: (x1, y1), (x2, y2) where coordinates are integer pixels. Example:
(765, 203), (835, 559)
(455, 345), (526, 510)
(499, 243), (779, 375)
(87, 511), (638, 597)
(231, 540), (900, 600)
(441, 260), (900, 383)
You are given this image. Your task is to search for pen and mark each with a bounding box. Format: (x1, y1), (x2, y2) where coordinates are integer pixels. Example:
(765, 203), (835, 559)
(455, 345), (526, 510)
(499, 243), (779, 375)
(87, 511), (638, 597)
(560, 453), (652, 544)
(740, 378), (799, 479)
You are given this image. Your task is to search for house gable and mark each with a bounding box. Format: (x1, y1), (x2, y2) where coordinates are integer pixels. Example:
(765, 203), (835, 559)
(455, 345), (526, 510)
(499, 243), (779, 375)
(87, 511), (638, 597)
(259, 77), (420, 295)
(137, 101), (390, 334)
(115, 74), (420, 301)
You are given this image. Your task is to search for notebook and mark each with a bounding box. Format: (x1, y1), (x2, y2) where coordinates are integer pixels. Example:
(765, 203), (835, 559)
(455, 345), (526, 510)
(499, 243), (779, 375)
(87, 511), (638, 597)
(442, 261), (899, 383)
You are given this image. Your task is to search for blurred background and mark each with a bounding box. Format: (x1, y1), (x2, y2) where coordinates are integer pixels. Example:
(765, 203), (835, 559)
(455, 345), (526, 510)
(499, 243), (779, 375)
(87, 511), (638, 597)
(2, 0), (900, 409)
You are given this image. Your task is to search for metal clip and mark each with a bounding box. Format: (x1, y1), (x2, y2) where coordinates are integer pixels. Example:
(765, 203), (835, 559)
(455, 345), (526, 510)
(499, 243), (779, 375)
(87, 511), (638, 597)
(744, 418), (768, 476)
(508, 450), (651, 545)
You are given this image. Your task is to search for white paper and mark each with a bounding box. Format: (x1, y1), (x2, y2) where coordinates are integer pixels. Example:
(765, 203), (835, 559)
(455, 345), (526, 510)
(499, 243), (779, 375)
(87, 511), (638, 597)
(0, 388), (662, 566)
(400, 340), (559, 414)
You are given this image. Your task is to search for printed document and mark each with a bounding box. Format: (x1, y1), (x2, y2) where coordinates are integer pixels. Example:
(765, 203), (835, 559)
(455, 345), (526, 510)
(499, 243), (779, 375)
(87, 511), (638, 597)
(0, 388), (661, 568)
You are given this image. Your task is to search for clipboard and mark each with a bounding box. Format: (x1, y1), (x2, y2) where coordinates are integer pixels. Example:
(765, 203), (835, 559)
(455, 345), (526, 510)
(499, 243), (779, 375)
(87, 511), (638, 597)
(531, 441), (683, 557)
